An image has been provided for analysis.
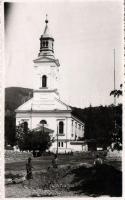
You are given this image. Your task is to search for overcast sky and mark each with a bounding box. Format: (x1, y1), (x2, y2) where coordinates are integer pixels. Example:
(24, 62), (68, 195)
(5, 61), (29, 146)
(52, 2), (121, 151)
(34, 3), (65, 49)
(5, 0), (123, 108)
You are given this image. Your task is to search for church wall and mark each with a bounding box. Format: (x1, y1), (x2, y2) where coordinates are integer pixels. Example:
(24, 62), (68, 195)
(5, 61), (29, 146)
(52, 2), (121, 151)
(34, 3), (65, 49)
(33, 62), (58, 90)
(16, 112), (71, 140)
(31, 116), (56, 131)
(16, 113), (86, 153)
(33, 92), (58, 106)
(33, 63), (49, 90)
(50, 141), (88, 153)
(68, 116), (84, 141)
(16, 113), (84, 139)
(66, 117), (72, 140)
(67, 143), (88, 152)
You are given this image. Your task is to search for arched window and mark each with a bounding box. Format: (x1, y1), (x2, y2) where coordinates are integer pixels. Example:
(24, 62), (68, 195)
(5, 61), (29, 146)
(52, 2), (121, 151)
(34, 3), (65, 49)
(40, 120), (47, 125)
(43, 41), (45, 47)
(59, 121), (64, 134)
(42, 75), (47, 88)
(46, 41), (48, 47)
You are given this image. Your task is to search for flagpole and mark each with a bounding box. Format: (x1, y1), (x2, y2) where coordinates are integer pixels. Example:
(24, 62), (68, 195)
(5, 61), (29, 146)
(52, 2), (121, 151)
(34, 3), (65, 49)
(57, 123), (58, 155)
(30, 103), (32, 129)
(113, 49), (116, 140)
(114, 48), (116, 106)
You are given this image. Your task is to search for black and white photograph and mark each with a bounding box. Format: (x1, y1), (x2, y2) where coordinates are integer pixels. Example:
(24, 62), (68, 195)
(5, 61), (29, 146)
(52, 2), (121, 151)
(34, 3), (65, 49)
(4, 0), (123, 198)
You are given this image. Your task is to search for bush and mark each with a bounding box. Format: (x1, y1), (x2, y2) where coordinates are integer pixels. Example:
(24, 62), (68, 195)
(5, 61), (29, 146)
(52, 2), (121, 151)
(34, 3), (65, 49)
(16, 123), (51, 153)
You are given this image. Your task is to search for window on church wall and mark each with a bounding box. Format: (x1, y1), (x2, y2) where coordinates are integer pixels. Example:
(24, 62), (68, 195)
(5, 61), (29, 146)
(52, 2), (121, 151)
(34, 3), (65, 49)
(43, 41), (45, 47)
(40, 120), (47, 125)
(58, 142), (64, 148)
(58, 142), (60, 147)
(61, 142), (63, 147)
(42, 75), (47, 88)
(59, 121), (64, 134)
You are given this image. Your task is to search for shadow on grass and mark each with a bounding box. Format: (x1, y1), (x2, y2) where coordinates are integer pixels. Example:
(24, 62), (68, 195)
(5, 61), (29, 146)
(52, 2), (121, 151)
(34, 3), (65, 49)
(70, 164), (122, 197)
(5, 173), (23, 179)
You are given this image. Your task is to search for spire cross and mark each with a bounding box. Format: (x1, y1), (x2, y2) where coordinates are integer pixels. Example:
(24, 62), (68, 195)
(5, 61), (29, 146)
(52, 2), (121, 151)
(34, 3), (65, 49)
(45, 14), (48, 24)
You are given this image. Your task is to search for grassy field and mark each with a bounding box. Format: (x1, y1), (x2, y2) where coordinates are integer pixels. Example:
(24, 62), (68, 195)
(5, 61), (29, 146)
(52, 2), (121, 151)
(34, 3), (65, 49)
(5, 151), (122, 198)
(5, 150), (121, 171)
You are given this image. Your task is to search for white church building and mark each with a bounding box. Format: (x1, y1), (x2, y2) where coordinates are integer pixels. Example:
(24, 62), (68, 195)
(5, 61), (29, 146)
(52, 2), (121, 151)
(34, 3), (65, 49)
(15, 16), (88, 153)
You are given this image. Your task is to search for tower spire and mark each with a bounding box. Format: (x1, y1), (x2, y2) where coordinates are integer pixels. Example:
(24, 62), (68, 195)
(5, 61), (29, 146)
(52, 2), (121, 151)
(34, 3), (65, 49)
(45, 14), (48, 24)
(39, 16), (54, 58)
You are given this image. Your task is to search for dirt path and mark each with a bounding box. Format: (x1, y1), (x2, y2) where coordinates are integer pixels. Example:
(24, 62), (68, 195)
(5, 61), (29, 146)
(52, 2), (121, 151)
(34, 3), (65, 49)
(5, 152), (122, 198)
(6, 184), (32, 198)
(5, 183), (78, 198)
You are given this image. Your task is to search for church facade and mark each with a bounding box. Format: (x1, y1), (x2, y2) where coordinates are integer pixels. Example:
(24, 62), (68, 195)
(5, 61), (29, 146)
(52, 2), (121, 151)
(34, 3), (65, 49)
(15, 17), (88, 153)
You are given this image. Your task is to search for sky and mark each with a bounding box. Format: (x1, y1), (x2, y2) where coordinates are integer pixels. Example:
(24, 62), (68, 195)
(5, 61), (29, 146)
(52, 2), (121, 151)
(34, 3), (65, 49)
(5, 0), (123, 108)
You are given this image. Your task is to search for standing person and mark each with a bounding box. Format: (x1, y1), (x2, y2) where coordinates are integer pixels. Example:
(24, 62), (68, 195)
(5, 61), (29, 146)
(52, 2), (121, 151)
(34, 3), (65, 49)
(94, 154), (103, 167)
(26, 157), (33, 187)
(52, 154), (58, 168)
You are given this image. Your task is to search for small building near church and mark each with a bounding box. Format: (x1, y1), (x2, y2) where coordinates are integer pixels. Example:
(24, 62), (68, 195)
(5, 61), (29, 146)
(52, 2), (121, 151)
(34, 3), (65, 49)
(15, 16), (88, 153)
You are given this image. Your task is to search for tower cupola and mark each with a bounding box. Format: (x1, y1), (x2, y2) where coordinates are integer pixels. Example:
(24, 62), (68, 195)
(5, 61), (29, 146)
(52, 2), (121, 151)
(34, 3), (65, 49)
(39, 15), (54, 58)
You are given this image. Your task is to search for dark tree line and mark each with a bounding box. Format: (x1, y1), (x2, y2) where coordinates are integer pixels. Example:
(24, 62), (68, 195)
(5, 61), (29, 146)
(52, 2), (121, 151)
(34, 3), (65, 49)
(5, 116), (16, 146)
(72, 104), (122, 150)
(5, 87), (33, 147)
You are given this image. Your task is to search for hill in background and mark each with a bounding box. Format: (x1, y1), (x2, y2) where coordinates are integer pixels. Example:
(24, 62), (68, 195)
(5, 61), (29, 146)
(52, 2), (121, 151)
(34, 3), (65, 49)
(5, 87), (33, 116)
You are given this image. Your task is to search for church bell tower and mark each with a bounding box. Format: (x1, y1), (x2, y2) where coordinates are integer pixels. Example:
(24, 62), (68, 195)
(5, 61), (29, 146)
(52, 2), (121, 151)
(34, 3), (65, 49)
(39, 15), (54, 58)
(33, 15), (60, 104)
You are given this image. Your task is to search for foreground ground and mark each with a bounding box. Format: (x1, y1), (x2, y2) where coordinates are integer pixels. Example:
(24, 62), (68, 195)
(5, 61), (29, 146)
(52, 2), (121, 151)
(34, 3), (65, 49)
(5, 151), (122, 198)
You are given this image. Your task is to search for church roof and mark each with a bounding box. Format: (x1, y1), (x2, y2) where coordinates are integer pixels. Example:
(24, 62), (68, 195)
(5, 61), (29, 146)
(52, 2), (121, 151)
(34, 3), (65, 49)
(42, 24), (52, 38)
(15, 96), (72, 112)
(41, 15), (53, 39)
(33, 56), (60, 66)
(15, 97), (84, 124)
